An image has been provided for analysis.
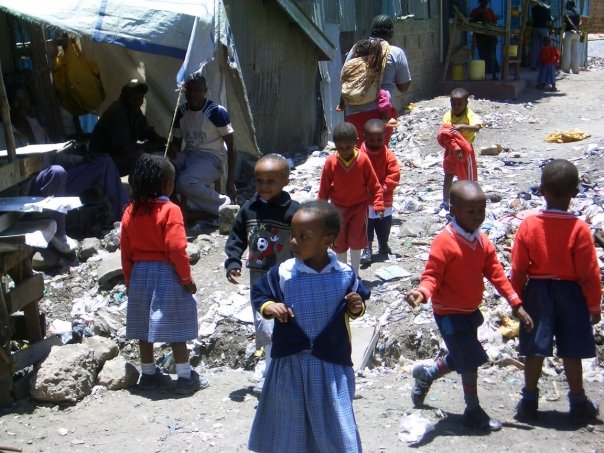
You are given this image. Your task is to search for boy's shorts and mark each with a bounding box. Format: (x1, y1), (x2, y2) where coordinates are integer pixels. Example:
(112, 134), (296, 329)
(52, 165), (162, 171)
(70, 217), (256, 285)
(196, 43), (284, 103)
(443, 148), (478, 181)
(332, 201), (368, 253)
(519, 279), (596, 358)
(434, 309), (488, 373)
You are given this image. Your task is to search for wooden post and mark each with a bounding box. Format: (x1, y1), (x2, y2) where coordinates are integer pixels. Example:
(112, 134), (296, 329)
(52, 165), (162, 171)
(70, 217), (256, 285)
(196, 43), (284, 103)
(503, 0), (512, 81)
(0, 61), (17, 163)
(0, 289), (15, 407)
(442, 18), (459, 81)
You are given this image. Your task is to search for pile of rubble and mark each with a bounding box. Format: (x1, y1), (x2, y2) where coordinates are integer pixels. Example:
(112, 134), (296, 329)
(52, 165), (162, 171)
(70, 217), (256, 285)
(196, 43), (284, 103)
(20, 94), (603, 404)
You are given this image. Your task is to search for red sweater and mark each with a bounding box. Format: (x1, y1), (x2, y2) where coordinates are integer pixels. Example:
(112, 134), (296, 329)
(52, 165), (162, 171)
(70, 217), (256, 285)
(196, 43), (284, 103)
(317, 151), (384, 211)
(359, 143), (401, 208)
(511, 210), (601, 315)
(540, 45), (560, 65)
(120, 199), (192, 286)
(419, 224), (521, 315)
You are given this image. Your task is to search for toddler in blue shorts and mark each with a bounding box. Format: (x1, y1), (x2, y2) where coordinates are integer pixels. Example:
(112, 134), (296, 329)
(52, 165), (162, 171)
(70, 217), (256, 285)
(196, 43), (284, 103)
(511, 159), (601, 424)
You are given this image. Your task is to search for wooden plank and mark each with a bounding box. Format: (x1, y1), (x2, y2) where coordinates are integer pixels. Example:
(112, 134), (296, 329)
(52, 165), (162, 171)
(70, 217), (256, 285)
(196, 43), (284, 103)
(8, 259), (43, 343)
(0, 249), (30, 274)
(0, 61), (17, 163)
(0, 212), (24, 235)
(12, 334), (62, 371)
(0, 289), (14, 408)
(0, 155), (44, 193)
(5, 273), (44, 314)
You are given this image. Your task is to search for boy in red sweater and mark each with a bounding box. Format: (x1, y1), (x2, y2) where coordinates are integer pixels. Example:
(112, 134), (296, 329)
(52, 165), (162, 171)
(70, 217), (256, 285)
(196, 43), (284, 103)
(359, 119), (401, 264)
(511, 159), (601, 424)
(536, 36), (561, 91)
(406, 181), (533, 431)
(318, 122), (384, 274)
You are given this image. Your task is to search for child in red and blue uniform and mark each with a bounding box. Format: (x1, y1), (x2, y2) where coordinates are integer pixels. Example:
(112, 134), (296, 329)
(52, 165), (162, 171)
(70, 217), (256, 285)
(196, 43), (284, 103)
(318, 122), (384, 274)
(359, 119), (400, 264)
(511, 159), (601, 424)
(406, 181), (533, 431)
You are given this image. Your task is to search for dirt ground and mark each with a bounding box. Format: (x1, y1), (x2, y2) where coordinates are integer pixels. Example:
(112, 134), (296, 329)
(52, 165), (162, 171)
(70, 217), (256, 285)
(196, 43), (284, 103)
(2, 50), (604, 452)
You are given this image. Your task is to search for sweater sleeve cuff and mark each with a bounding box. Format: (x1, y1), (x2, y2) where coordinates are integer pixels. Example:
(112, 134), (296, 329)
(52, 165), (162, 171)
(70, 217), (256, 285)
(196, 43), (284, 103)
(507, 293), (522, 307)
(179, 275), (193, 285)
(417, 286), (431, 302)
(260, 301), (276, 319)
(225, 262), (242, 275)
(347, 302), (366, 319)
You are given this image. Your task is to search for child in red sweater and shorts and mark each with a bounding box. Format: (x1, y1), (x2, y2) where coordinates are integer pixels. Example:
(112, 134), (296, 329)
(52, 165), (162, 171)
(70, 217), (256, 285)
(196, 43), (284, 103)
(318, 122), (384, 274)
(406, 181), (533, 431)
(511, 159), (601, 424)
(359, 119), (400, 264)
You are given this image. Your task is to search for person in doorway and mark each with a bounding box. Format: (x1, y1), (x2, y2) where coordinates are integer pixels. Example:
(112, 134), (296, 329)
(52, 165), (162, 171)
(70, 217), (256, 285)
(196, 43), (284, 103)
(561, 0), (581, 74)
(170, 73), (236, 217)
(89, 79), (166, 176)
(470, 0), (500, 80)
(530, 1), (552, 70)
(344, 15), (411, 145)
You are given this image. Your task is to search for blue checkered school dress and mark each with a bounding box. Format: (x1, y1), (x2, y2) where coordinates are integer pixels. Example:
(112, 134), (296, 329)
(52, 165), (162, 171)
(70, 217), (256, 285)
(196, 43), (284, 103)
(248, 262), (362, 453)
(126, 261), (198, 342)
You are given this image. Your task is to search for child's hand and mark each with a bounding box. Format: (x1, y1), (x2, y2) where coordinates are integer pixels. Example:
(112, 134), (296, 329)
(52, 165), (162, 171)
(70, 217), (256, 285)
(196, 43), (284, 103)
(336, 104), (343, 112)
(591, 313), (601, 325)
(513, 305), (534, 332)
(226, 269), (241, 284)
(346, 292), (364, 316)
(405, 289), (425, 308)
(264, 303), (295, 323)
(183, 282), (197, 294)
(375, 209), (385, 218)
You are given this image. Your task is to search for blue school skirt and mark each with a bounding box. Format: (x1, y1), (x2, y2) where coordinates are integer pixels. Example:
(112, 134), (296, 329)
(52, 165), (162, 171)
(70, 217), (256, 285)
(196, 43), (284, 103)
(126, 261), (198, 343)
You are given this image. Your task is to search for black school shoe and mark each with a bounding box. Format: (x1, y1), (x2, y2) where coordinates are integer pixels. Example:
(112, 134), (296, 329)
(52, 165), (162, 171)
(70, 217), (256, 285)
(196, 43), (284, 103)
(569, 397), (599, 425)
(463, 406), (502, 431)
(515, 398), (538, 422)
(411, 364), (433, 408)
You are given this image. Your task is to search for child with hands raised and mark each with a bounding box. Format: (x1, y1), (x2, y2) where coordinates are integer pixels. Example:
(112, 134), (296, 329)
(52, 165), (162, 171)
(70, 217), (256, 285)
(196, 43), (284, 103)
(248, 200), (368, 453)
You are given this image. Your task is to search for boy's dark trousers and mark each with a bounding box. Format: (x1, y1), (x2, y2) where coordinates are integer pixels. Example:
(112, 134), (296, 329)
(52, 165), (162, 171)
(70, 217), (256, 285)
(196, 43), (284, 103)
(367, 215), (392, 252)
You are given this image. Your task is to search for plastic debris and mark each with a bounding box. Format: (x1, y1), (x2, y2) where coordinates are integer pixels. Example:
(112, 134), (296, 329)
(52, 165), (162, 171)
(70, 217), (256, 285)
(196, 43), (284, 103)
(398, 413), (435, 444)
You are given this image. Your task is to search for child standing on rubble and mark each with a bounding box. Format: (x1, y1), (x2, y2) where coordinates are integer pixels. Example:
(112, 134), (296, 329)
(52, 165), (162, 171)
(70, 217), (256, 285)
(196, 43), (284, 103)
(248, 200), (368, 452)
(224, 153), (300, 395)
(359, 119), (401, 265)
(318, 122), (384, 274)
(437, 88), (482, 215)
(406, 181), (533, 431)
(120, 154), (206, 395)
(511, 159), (601, 424)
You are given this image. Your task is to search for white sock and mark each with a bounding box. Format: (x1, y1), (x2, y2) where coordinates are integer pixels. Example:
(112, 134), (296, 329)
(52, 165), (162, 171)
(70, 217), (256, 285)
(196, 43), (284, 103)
(350, 249), (362, 274)
(336, 252), (348, 264)
(263, 344), (272, 378)
(141, 362), (156, 375)
(175, 362), (191, 379)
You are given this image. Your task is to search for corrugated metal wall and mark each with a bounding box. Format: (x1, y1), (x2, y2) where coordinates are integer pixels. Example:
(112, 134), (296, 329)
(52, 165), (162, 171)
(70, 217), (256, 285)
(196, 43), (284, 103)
(226, 1), (321, 155)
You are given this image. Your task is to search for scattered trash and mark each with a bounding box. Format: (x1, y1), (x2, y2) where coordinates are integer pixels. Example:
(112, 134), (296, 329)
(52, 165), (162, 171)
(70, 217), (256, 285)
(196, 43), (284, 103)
(398, 412), (435, 444)
(480, 144), (503, 156)
(544, 129), (590, 143)
(375, 265), (411, 281)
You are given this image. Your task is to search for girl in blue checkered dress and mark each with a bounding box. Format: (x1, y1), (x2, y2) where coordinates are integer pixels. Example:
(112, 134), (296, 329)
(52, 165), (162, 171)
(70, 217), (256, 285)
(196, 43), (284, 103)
(121, 154), (204, 395)
(248, 200), (370, 453)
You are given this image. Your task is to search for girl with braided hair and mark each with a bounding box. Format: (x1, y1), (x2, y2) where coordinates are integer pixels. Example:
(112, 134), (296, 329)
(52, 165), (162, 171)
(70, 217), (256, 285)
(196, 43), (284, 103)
(121, 154), (206, 395)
